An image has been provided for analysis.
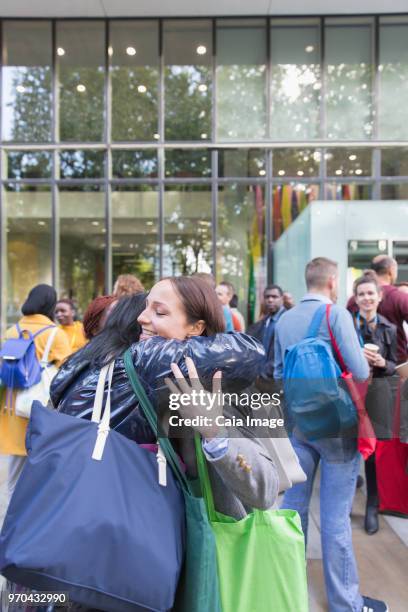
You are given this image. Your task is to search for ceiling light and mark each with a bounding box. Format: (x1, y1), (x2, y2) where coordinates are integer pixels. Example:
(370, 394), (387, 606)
(16, 85), (25, 93)
(335, 169), (342, 175)
(37, 221), (46, 226)
(355, 168), (363, 175)
(126, 46), (136, 56)
(258, 169), (266, 176)
(200, 133), (208, 139)
(91, 221), (100, 226)
(297, 170), (304, 176)
(146, 221), (154, 226)
(77, 84), (86, 93)
(348, 154), (357, 161)
(108, 46), (113, 57)
(57, 47), (65, 56)
(305, 45), (315, 53)
(198, 84), (207, 92)
(278, 170), (285, 176)
(138, 85), (147, 93)
(196, 45), (207, 55)
(153, 133), (160, 140)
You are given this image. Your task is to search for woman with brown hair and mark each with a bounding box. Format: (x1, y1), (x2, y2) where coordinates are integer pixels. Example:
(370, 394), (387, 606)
(113, 274), (144, 298)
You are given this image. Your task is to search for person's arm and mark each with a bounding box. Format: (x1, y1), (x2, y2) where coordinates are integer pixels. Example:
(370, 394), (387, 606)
(396, 290), (408, 323)
(50, 328), (72, 368)
(330, 307), (369, 380)
(377, 326), (397, 377)
(132, 333), (266, 396)
(273, 324), (284, 380)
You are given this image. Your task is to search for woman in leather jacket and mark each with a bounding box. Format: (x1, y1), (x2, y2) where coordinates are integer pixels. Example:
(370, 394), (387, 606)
(50, 276), (279, 520)
(352, 274), (397, 535)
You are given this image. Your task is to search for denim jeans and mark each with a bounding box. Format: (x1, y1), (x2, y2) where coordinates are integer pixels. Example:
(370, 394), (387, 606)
(281, 436), (363, 612)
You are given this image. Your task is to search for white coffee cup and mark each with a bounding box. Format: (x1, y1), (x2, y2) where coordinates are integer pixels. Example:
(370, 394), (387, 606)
(364, 343), (379, 353)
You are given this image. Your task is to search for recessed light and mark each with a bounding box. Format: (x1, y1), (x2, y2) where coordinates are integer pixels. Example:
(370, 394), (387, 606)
(200, 133), (208, 139)
(146, 221), (154, 226)
(355, 168), (363, 175)
(153, 133), (160, 140)
(37, 221), (46, 226)
(138, 85), (147, 93)
(198, 84), (207, 92)
(335, 169), (342, 175)
(16, 85), (25, 93)
(258, 169), (266, 176)
(108, 46), (113, 57)
(126, 46), (136, 56)
(305, 45), (315, 53)
(196, 45), (207, 55)
(57, 47), (65, 56)
(278, 170), (285, 176)
(349, 154), (357, 161)
(91, 221), (100, 226)
(297, 170), (304, 176)
(77, 84), (86, 93)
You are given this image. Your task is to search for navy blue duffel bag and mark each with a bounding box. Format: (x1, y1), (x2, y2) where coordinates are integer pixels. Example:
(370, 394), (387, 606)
(0, 362), (185, 612)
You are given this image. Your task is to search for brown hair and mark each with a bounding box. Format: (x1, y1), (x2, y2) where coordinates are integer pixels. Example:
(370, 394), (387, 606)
(83, 295), (117, 340)
(219, 281), (235, 296)
(192, 272), (216, 289)
(113, 274), (144, 298)
(305, 257), (338, 290)
(167, 276), (226, 336)
(353, 273), (381, 296)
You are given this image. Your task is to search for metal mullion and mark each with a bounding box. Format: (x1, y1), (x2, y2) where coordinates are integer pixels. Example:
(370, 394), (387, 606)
(320, 146), (326, 199)
(211, 148), (217, 277)
(158, 20), (164, 278)
(212, 18), (217, 144)
(57, 179), (105, 186)
(52, 20), (58, 144)
(158, 19), (164, 144)
(372, 148), (381, 200)
(266, 17), (271, 140)
(266, 148), (273, 283)
(158, 147), (164, 279)
(373, 16), (380, 141)
(52, 149), (60, 294)
(216, 177), (267, 185)
(105, 18), (112, 293)
(320, 17), (326, 140)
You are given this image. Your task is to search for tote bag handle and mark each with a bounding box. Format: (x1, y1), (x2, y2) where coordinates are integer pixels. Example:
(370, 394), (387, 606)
(194, 434), (218, 522)
(123, 349), (192, 495)
(91, 361), (115, 461)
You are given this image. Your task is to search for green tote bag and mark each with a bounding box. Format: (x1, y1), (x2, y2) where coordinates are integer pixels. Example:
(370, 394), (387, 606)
(123, 350), (222, 612)
(194, 435), (309, 612)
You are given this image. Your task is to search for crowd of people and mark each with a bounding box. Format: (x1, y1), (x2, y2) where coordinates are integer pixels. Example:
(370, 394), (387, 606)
(0, 259), (407, 612)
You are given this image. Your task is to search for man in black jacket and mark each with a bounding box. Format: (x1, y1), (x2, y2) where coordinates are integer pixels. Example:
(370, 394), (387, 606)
(247, 285), (286, 385)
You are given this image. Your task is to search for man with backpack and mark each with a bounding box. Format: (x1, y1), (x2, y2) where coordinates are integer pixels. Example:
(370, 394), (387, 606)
(274, 258), (388, 612)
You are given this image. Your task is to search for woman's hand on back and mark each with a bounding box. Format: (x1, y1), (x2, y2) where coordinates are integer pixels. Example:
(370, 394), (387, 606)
(164, 356), (224, 439)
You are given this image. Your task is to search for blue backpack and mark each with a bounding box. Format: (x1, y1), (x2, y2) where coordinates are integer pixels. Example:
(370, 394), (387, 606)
(0, 323), (54, 390)
(283, 304), (357, 439)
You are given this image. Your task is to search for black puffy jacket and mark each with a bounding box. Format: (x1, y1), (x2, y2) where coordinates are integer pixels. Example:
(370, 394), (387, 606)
(50, 333), (266, 444)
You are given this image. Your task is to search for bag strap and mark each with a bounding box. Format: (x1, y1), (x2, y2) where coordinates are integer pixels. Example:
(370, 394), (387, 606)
(32, 324), (55, 339)
(305, 304), (326, 339)
(91, 361), (115, 461)
(123, 348), (191, 495)
(325, 304), (348, 374)
(40, 327), (59, 366)
(194, 434), (217, 521)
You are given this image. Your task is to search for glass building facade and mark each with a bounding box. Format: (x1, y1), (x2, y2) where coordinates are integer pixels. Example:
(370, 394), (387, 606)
(1, 16), (408, 329)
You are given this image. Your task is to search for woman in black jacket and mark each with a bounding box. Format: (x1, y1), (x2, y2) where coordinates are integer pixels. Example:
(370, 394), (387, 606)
(353, 273), (397, 535)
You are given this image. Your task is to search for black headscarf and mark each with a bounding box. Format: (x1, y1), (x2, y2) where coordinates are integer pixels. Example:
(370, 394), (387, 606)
(21, 284), (57, 321)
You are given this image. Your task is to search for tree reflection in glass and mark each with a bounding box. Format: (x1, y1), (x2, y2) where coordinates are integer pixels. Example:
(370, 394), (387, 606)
(164, 20), (212, 141)
(325, 18), (373, 140)
(270, 20), (321, 140)
(58, 21), (105, 142)
(217, 20), (266, 140)
(2, 22), (52, 142)
(111, 21), (159, 141)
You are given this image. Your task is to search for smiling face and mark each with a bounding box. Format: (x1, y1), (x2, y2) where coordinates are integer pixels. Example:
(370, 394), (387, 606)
(137, 279), (204, 341)
(55, 301), (74, 326)
(355, 281), (381, 316)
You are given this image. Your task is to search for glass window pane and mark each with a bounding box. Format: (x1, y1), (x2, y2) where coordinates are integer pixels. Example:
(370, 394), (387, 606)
(218, 149), (266, 178)
(2, 21), (52, 142)
(217, 184), (267, 324)
(6, 151), (52, 179)
(112, 150), (158, 178)
(112, 185), (159, 288)
(272, 149), (320, 177)
(217, 20), (266, 140)
(325, 183), (372, 200)
(381, 148), (408, 176)
(393, 241), (408, 282)
(4, 184), (52, 325)
(164, 20), (212, 141)
(165, 150), (211, 178)
(272, 183), (319, 240)
(381, 183), (408, 199)
(59, 186), (105, 313)
(164, 185), (212, 275)
(270, 19), (321, 140)
(325, 18), (373, 140)
(379, 17), (408, 140)
(58, 21), (105, 142)
(325, 148), (372, 177)
(111, 21), (159, 141)
(59, 150), (105, 179)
